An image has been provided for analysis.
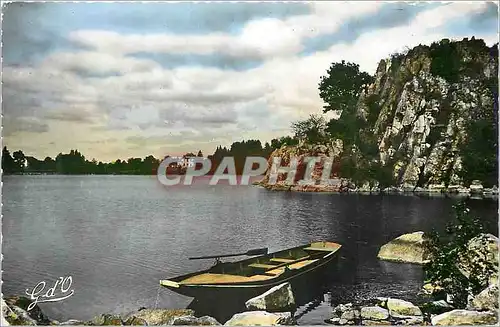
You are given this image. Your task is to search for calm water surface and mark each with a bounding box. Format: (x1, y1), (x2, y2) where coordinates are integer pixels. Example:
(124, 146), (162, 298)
(3, 175), (498, 324)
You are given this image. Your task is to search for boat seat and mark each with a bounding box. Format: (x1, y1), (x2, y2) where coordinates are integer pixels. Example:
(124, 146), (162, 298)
(304, 246), (334, 252)
(180, 273), (271, 284)
(270, 258), (294, 263)
(249, 263), (277, 269)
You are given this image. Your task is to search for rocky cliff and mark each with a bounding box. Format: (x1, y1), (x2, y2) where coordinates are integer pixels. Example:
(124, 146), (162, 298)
(260, 38), (498, 192)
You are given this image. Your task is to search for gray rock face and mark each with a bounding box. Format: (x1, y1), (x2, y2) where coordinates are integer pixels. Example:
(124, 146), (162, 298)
(171, 315), (221, 325)
(431, 309), (498, 325)
(377, 232), (431, 264)
(224, 311), (295, 326)
(369, 40), (497, 188)
(245, 282), (296, 313)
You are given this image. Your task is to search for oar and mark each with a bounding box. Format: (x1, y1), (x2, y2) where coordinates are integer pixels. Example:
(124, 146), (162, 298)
(189, 247), (268, 260)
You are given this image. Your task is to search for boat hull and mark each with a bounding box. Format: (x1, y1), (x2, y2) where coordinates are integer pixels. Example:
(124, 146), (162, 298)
(162, 247), (340, 299)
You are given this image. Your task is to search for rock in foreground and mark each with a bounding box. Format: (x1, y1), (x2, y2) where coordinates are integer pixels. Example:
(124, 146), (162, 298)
(377, 232), (431, 264)
(245, 282), (296, 313)
(467, 283), (499, 311)
(327, 298), (424, 326)
(457, 233), (498, 288)
(224, 311), (295, 326)
(360, 306), (389, 321)
(431, 309), (497, 325)
(131, 308), (195, 325)
(386, 298), (422, 317)
(171, 315), (221, 325)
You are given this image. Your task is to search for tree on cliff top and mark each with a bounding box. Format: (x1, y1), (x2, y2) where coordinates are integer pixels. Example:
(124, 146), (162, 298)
(291, 114), (328, 144)
(319, 60), (374, 115)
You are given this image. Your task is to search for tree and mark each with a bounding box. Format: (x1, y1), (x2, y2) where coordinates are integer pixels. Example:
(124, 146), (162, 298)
(319, 60), (374, 114)
(2, 146), (15, 174)
(12, 150), (26, 173)
(197, 150), (203, 157)
(291, 114), (328, 144)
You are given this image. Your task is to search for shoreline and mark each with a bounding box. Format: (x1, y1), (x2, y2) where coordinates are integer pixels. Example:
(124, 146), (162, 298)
(252, 182), (499, 199)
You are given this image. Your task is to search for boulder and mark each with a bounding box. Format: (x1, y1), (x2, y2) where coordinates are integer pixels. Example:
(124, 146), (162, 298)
(224, 311), (295, 326)
(467, 284), (499, 311)
(123, 316), (148, 326)
(360, 306), (389, 321)
(60, 320), (86, 325)
(387, 298), (422, 318)
(431, 309), (497, 325)
(399, 316), (424, 325)
(131, 309), (194, 325)
(2, 299), (37, 326)
(171, 315), (221, 325)
(469, 180), (484, 194)
(457, 233), (498, 288)
(245, 282), (296, 313)
(5, 295), (51, 325)
(332, 303), (354, 317)
(90, 313), (123, 325)
(361, 319), (390, 325)
(377, 232), (431, 264)
(339, 309), (360, 325)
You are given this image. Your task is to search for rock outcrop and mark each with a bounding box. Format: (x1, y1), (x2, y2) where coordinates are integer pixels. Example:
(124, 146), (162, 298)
(258, 38), (498, 192)
(245, 282), (296, 313)
(377, 231), (431, 264)
(257, 141), (346, 192)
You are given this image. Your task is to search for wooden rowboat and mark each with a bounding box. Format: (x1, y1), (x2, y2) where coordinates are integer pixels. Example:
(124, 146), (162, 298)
(159, 241), (342, 299)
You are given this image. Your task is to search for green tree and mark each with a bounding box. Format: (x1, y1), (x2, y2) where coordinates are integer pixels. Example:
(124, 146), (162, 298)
(319, 60), (374, 114)
(291, 114), (328, 144)
(2, 146), (15, 174)
(12, 150), (26, 173)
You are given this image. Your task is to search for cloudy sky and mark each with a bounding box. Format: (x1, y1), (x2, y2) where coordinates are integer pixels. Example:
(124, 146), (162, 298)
(3, 1), (498, 162)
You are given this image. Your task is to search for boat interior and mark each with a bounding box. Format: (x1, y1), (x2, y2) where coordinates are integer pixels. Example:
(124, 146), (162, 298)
(178, 241), (341, 285)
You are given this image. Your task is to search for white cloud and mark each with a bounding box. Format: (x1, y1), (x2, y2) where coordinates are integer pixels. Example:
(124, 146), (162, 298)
(3, 2), (497, 160)
(67, 2), (384, 60)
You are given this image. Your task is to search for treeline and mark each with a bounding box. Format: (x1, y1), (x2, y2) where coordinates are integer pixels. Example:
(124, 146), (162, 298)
(1, 136), (299, 175)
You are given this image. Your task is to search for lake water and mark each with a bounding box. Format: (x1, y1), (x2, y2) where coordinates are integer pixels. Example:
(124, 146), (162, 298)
(2, 175), (498, 324)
